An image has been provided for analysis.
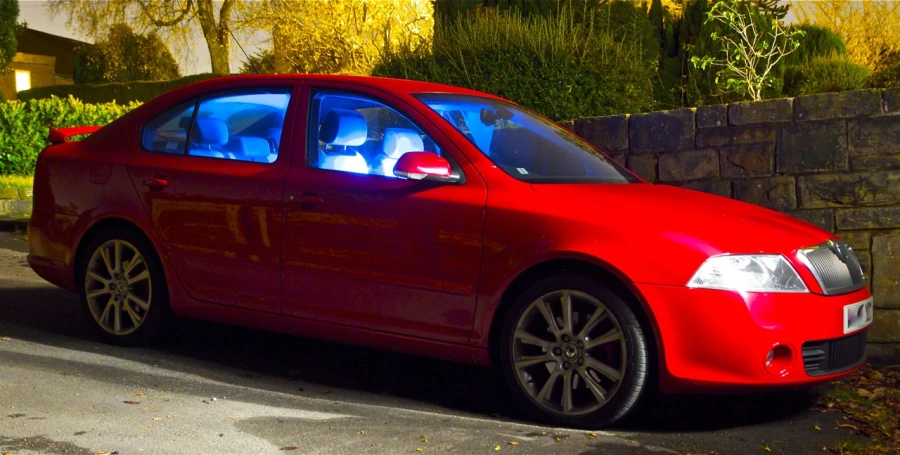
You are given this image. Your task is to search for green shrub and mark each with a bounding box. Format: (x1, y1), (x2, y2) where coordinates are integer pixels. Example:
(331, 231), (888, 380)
(373, 5), (657, 120)
(869, 51), (900, 89)
(0, 96), (139, 176)
(782, 57), (872, 97)
(17, 73), (222, 104)
(783, 24), (847, 67)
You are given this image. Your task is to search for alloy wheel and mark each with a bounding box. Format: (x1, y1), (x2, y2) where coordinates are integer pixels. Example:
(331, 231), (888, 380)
(84, 239), (153, 336)
(511, 289), (628, 416)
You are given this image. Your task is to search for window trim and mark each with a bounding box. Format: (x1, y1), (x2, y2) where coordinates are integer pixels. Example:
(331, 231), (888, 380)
(306, 88), (466, 183)
(139, 86), (293, 165)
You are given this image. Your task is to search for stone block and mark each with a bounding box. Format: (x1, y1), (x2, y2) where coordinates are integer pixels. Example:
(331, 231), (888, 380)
(733, 177), (797, 211)
(794, 89), (883, 121)
(848, 116), (900, 157)
(885, 88), (900, 113)
(728, 98), (793, 125)
(869, 310), (900, 342)
(777, 121), (848, 173)
(658, 149), (719, 182)
(697, 105), (726, 128)
(607, 152), (626, 166)
(852, 155), (900, 170)
(837, 207), (900, 230)
(787, 209), (834, 232)
(798, 171), (900, 209)
(574, 115), (629, 153)
(720, 143), (774, 177)
(627, 154), (657, 182)
(873, 235), (900, 309)
(629, 109), (694, 153)
(17, 187), (32, 199)
(838, 230), (872, 250)
(0, 199), (32, 217)
(0, 186), (17, 199)
(671, 180), (732, 198)
(856, 250), (872, 285)
(696, 125), (777, 148)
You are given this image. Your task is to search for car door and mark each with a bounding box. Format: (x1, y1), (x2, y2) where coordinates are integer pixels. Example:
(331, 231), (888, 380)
(281, 84), (487, 344)
(126, 82), (300, 313)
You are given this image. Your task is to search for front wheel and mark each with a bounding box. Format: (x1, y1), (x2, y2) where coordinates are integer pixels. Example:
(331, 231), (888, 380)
(498, 275), (650, 428)
(76, 228), (169, 346)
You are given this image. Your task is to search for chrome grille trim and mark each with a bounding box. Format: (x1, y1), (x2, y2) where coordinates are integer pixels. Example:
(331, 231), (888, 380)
(797, 240), (866, 295)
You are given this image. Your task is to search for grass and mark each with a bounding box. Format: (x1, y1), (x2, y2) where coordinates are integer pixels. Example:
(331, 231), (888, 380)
(815, 364), (900, 454)
(0, 175), (34, 192)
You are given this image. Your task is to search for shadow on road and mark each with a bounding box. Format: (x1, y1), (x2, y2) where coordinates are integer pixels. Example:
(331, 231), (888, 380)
(0, 284), (822, 433)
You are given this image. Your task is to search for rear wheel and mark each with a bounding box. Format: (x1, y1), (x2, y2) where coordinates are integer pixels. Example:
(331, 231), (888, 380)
(499, 274), (650, 428)
(76, 228), (168, 346)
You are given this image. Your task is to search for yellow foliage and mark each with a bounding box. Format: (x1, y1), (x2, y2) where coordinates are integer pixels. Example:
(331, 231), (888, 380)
(791, 0), (900, 71)
(249, 0), (433, 76)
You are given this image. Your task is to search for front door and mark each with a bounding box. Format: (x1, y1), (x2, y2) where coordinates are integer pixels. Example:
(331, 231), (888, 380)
(281, 85), (487, 343)
(127, 84), (299, 313)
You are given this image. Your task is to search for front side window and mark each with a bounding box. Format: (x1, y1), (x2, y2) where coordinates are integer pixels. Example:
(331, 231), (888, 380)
(308, 91), (453, 178)
(413, 93), (639, 184)
(142, 87), (291, 163)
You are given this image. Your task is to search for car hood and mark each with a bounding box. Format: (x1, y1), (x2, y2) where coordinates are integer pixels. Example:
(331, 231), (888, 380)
(530, 183), (833, 255)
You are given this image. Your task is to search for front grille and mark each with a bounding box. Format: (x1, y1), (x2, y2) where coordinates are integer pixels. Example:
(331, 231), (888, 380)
(798, 240), (866, 295)
(802, 329), (867, 376)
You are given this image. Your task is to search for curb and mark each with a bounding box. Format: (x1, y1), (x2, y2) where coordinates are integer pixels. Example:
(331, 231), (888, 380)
(0, 218), (28, 232)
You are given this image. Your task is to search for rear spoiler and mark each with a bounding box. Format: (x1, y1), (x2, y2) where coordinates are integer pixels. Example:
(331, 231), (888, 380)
(48, 126), (103, 145)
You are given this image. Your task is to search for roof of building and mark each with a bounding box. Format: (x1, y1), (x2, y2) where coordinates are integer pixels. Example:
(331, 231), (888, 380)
(16, 27), (93, 76)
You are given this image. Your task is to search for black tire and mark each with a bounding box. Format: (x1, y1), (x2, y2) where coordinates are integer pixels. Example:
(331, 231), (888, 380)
(498, 274), (650, 429)
(75, 228), (169, 346)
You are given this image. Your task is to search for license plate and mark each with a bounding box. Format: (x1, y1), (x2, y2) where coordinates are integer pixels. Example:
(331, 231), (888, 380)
(844, 297), (874, 334)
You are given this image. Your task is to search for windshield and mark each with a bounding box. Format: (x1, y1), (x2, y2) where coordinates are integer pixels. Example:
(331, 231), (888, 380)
(413, 93), (640, 184)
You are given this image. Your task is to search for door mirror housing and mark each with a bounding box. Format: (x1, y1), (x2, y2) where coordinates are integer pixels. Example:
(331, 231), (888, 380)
(394, 152), (459, 183)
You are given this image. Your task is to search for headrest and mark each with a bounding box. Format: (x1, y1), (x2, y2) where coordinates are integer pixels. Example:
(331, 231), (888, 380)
(383, 128), (424, 159)
(266, 128), (283, 149)
(319, 109), (366, 146)
(227, 136), (271, 159)
(191, 117), (228, 145)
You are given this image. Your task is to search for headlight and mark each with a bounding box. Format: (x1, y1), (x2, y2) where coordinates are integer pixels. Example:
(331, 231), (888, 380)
(687, 254), (809, 293)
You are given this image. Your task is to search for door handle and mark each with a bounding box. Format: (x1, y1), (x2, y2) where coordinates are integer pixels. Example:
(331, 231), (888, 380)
(289, 192), (324, 205)
(142, 177), (169, 190)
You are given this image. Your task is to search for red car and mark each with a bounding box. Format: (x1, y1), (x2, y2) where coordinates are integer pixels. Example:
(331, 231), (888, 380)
(27, 74), (873, 428)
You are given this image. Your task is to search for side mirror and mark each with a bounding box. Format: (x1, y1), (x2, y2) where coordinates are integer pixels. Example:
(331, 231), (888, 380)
(394, 152), (460, 183)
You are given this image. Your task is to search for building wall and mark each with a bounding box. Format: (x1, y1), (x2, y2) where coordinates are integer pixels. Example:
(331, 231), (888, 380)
(0, 53), (56, 101)
(563, 88), (900, 358)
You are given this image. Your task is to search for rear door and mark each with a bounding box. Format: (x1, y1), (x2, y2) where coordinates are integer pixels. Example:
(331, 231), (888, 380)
(126, 82), (300, 313)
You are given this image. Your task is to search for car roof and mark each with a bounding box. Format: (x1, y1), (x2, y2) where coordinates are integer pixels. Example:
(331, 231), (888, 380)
(176, 73), (508, 102)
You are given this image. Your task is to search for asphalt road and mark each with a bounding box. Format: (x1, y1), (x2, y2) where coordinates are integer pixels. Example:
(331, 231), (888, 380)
(0, 231), (870, 455)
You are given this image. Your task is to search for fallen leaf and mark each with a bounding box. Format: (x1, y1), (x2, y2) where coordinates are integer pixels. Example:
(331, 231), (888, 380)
(93, 346), (99, 350)
(167, 415), (174, 419)
(74, 393), (79, 396)
(555, 436), (561, 442)
(280, 447), (298, 451)
(123, 400), (141, 405)
(152, 417), (161, 421)
(838, 424), (859, 431)
(508, 441), (519, 446)
(1, 337), (9, 341)
(4, 452), (12, 455)
(494, 446), (501, 451)
(586, 432), (597, 439)
(814, 424), (821, 431)
(858, 388), (874, 398)
(136, 391), (146, 397)
(764, 446), (771, 452)
(322, 420), (328, 424)
(415, 449), (423, 453)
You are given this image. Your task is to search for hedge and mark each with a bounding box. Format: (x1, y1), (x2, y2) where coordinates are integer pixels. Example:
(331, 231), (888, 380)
(16, 73), (222, 104)
(0, 96), (140, 176)
(782, 57), (872, 97)
(373, 4), (657, 120)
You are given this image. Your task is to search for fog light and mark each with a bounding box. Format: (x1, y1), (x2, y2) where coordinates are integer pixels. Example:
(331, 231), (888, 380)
(764, 344), (793, 377)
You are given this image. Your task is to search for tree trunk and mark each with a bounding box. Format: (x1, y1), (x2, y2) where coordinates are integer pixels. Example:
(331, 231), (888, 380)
(196, 0), (232, 74)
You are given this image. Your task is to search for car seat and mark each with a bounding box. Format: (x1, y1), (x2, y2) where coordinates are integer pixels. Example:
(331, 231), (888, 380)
(317, 108), (369, 174)
(373, 128), (424, 177)
(189, 117), (229, 159)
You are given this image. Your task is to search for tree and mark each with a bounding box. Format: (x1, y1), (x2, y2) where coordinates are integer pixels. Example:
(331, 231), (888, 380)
(0, 0), (21, 72)
(690, 0), (803, 101)
(47, 0), (248, 74)
(75, 23), (180, 83)
(791, 0), (900, 73)
(245, 0), (434, 76)
(756, 0), (788, 19)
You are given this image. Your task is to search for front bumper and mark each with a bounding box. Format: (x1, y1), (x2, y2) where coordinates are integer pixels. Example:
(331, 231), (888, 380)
(636, 283), (872, 393)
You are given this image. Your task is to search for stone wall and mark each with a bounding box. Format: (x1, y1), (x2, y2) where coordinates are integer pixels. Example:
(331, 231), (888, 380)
(0, 185), (32, 220)
(566, 88), (900, 358)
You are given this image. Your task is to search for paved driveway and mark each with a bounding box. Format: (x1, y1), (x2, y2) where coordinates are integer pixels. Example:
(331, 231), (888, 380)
(0, 232), (869, 454)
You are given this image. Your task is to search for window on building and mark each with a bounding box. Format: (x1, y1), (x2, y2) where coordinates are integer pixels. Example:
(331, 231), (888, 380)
(15, 70), (31, 92)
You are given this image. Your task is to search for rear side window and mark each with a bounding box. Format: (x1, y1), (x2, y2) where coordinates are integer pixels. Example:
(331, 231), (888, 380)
(142, 87), (292, 164)
(141, 100), (196, 154)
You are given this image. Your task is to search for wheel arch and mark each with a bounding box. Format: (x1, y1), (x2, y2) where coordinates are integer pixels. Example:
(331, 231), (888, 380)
(72, 216), (165, 289)
(487, 257), (664, 379)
